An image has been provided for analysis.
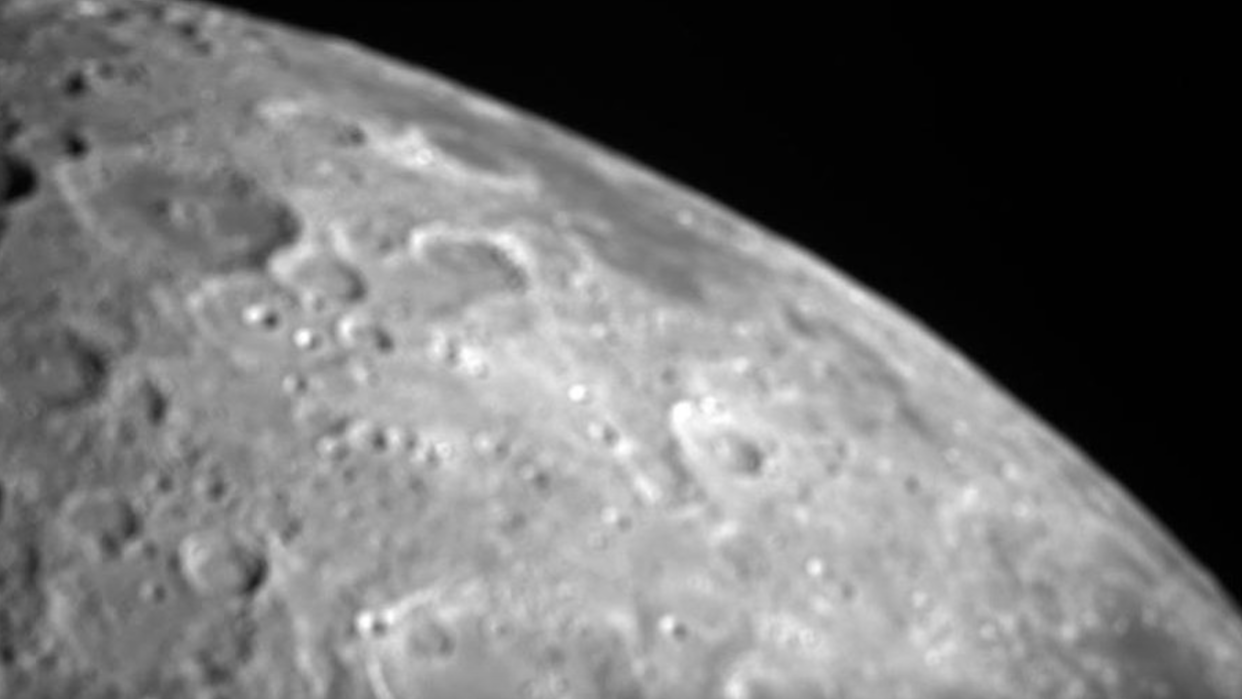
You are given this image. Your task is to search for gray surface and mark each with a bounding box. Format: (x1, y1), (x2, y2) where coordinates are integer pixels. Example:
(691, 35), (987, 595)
(0, 1), (1239, 697)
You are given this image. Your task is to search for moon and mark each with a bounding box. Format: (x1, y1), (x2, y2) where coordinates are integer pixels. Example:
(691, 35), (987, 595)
(0, 2), (1238, 698)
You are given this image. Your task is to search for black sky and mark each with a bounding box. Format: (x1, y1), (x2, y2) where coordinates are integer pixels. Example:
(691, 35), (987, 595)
(220, 3), (1233, 600)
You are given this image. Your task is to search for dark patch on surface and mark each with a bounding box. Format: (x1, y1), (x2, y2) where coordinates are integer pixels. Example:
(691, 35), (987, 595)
(568, 211), (710, 306)
(1080, 588), (1234, 699)
(86, 159), (301, 273)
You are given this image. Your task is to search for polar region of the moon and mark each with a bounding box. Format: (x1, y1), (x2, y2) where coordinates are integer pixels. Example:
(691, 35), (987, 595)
(0, 1), (1239, 698)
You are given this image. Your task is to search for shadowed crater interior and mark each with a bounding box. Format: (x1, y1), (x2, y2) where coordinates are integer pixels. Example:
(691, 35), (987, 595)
(0, 151), (38, 208)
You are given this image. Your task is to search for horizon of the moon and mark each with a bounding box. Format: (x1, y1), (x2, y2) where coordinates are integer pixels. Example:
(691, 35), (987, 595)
(0, 1), (1239, 698)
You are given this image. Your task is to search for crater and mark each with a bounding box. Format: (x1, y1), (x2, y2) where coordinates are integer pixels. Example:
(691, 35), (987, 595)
(328, 204), (435, 265)
(667, 399), (779, 499)
(398, 235), (533, 319)
(67, 154), (301, 273)
(58, 489), (142, 560)
(177, 529), (268, 599)
(273, 249), (367, 310)
(177, 610), (259, 690)
(400, 611), (459, 661)
(0, 319), (112, 411)
(418, 237), (531, 297)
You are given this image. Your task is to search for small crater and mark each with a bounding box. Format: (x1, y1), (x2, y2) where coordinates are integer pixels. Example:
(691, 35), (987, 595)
(704, 430), (771, 479)
(177, 531), (268, 598)
(195, 472), (232, 505)
(59, 490), (142, 559)
(59, 66), (93, 98)
(275, 251), (366, 309)
(345, 420), (409, 455)
(402, 612), (458, 660)
(336, 313), (395, 354)
(668, 401), (776, 491)
(158, 12), (218, 56)
(0, 151), (38, 207)
(62, 130), (93, 159)
(657, 613), (691, 643)
(426, 333), (490, 377)
(586, 421), (622, 449)
(242, 302), (284, 331)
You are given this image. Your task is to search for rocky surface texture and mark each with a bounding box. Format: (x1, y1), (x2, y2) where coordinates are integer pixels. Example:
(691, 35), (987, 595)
(0, 1), (1239, 697)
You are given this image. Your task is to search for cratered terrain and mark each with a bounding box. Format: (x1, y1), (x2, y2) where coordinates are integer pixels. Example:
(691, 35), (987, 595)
(0, 1), (1239, 698)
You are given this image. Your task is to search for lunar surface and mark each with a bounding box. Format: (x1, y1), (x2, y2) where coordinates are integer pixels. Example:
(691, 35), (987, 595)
(0, 1), (1239, 698)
